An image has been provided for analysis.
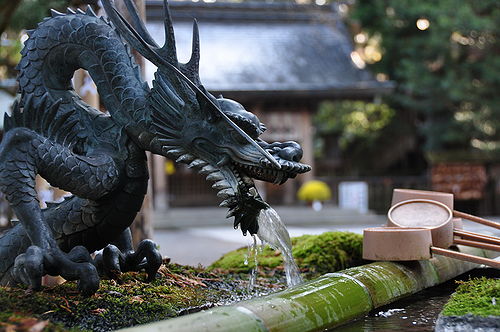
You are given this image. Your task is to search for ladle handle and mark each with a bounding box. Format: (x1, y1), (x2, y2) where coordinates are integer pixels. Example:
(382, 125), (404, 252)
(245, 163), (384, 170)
(456, 229), (500, 241)
(453, 211), (500, 230)
(431, 247), (500, 269)
(454, 230), (500, 246)
(453, 238), (500, 252)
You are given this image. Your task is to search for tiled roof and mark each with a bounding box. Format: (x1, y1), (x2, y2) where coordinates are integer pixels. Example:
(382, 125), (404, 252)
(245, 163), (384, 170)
(144, 1), (393, 98)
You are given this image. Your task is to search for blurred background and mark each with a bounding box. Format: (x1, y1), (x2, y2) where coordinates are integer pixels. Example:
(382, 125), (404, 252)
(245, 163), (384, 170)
(0, 0), (499, 265)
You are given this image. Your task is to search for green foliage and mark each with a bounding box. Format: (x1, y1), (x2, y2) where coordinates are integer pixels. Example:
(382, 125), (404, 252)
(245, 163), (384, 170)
(9, 0), (68, 31)
(442, 277), (500, 317)
(0, 39), (22, 79)
(315, 100), (395, 149)
(313, 100), (414, 174)
(210, 231), (364, 278)
(350, 0), (500, 153)
(0, 1), (70, 80)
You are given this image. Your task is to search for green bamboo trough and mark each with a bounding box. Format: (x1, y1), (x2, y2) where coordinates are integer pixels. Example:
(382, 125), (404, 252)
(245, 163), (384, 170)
(120, 246), (496, 332)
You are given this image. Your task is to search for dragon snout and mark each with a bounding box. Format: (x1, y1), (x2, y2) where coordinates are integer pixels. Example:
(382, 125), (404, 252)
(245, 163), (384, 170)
(268, 141), (303, 163)
(277, 141), (303, 162)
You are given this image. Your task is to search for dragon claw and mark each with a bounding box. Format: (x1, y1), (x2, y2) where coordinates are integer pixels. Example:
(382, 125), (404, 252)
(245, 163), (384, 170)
(12, 245), (99, 296)
(94, 239), (162, 282)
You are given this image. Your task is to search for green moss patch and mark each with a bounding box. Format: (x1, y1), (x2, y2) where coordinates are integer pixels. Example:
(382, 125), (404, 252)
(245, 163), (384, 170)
(210, 231), (364, 278)
(0, 232), (362, 330)
(0, 264), (285, 331)
(442, 277), (500, 317)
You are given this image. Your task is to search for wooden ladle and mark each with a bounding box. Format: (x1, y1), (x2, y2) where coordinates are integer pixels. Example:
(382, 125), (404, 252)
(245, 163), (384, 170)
(387, 199), (500, 250)
(363, 227), (500, 269)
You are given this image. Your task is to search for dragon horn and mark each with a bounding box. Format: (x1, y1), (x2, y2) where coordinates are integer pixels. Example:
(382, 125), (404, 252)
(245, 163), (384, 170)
(182, 19), (201, 85)
(159, 0), (178, 63)
(102, 0), (281, 169)
(122, 0), (159, 47)
(101, 0), (161, 64)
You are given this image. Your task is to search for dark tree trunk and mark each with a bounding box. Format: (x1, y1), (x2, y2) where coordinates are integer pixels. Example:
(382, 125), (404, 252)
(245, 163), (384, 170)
(0, 0), (22, 35)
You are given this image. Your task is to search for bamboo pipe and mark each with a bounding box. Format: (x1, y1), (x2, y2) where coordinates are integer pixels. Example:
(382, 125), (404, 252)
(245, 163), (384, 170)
(431, 247), (500, 269)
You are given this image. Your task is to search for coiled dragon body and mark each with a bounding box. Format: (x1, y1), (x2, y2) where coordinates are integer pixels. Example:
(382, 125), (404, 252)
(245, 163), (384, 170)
(0, 0), (310, 295)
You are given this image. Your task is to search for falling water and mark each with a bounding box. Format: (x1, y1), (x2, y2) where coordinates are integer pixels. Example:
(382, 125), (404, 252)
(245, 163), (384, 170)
(256, 207), (303, 287)
(247, 235), (259, 290)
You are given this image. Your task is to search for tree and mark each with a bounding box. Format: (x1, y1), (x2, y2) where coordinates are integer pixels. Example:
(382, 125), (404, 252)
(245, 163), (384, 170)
(0, 0), (22, 36)
(350, 0), (500, 155)
(0, 1), (101, 80)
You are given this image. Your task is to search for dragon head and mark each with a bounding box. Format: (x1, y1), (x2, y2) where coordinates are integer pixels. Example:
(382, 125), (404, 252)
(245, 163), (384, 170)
(103, 0), (311, 235)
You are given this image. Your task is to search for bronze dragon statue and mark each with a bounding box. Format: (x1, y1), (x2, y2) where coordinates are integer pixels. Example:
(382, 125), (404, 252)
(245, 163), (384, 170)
(0, 0), (310, 295)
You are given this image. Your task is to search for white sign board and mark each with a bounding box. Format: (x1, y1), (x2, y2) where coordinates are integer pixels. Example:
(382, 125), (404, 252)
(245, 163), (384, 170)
(338, 181), (369, 213)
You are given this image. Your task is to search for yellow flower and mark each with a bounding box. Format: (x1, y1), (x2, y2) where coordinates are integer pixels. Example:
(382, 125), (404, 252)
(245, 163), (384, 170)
(297, 180), (332, 202)
(164, 160), (176, 175)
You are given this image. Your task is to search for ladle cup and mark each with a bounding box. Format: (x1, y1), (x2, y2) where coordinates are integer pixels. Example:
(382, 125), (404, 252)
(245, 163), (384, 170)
(387, 199), (500, 249)
(363, 227), (500, 269)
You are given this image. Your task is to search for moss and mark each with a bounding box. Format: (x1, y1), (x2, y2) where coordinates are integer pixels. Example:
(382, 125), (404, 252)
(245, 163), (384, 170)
(210, 232), (364, 278)
(0, 263), (278, 331)
(442, 277), (500, 317)
(0, 232), (362, 330)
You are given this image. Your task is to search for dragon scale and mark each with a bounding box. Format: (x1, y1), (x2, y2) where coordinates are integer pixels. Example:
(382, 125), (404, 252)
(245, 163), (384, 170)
(18, 8), (148, 127)
(0, 0), (311, 295)
(0, 8), (153, 290)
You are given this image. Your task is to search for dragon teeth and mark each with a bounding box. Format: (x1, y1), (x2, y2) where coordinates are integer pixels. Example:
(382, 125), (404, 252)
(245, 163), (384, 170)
(199, 165), (217, 175)
(249, 187), (258, 197)
(168, 150), (184, 158)
(226, 209), (236, 218)
(206, 172), (224, 181)
(274, 172), (284, 185)
(188, 159), (208, 169)
(219, 199), (232, 207)
(217, 188), (234, 199)
(159, 143), (177, 150)
(212, 180), (230, 190)
(176, 154), (194, 163)
(162, 147), (184, 158)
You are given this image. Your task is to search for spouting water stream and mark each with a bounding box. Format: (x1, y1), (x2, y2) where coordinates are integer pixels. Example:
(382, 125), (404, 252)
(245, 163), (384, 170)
(247, 235), (259, 290)
(256, 207), (303, 287)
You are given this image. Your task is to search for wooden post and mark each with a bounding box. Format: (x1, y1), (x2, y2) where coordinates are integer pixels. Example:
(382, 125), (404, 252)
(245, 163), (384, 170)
(73, 69), (99, 109)
(152, 155), (168, 212)
(131, 152), (154, 248)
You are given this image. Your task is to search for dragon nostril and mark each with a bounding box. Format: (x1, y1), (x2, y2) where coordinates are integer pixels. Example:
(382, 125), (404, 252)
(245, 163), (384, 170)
(278, 145), (303, 162)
